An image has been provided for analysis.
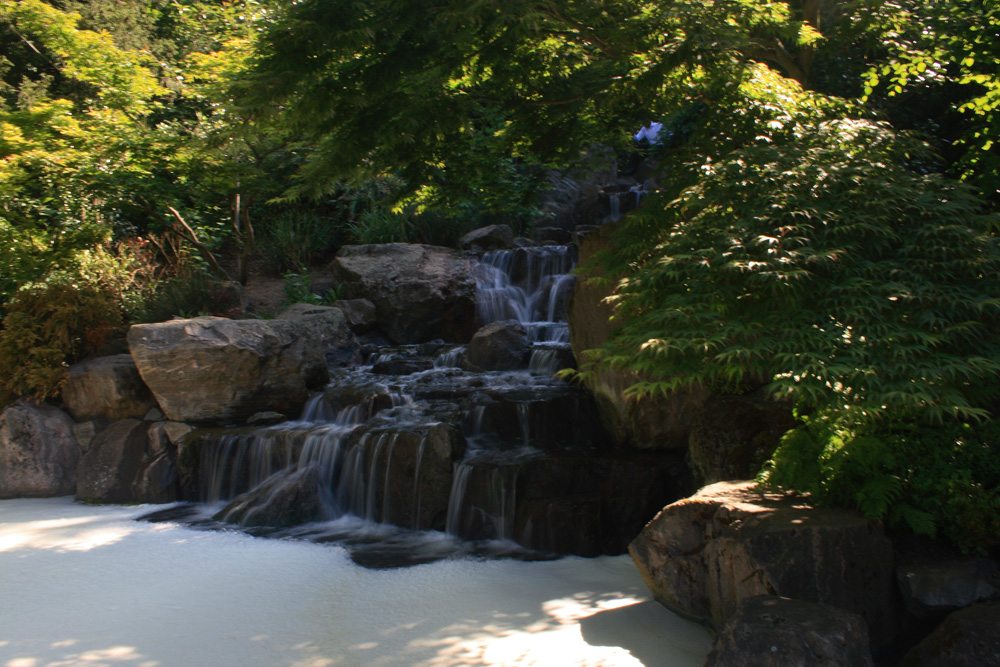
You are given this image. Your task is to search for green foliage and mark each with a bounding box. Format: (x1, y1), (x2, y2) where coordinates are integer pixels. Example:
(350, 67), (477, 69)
(760, 414), (1000, 554)
(135, 270), (243, 323)
(583, 70), (1000, 425)
(349, 207), (413, 245)
(282, 272), (337, 307)
(0, 282), (121, 404)
(260, 209), (340, 272)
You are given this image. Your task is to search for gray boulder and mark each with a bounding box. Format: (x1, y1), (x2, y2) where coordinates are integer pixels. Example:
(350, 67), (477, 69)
(459, 224), (513, 251)
(276, 303), (362, 367)
(463, 320), (530, 372)
(331, 244), (477, 344)
(62, 354), (158, 422)
(901, 602), (1000, 666)
(128, 316), (331, 424)
(0, 399), (79, 498)
(329, 298), (378, 333)
(76, 418), (179, 504)
(629, 481), (896, 648)
(705, 596), (874, 667)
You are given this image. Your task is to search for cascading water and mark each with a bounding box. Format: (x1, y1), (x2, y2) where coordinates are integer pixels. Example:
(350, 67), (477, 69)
(149, 244), (685, 568)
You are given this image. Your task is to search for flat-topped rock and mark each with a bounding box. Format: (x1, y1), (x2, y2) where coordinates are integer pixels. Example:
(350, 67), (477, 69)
(128, 316), (331, 424)
(331, 244), (477, 344)
(629, 481), (896, 648)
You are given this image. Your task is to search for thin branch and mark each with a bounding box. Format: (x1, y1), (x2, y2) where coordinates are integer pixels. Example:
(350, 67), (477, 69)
(166, 206), (233, 282)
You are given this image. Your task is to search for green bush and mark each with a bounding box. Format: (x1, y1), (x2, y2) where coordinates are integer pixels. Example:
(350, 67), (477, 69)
(348, 206), (412, 244)
(0, 283), (122, 404)
(260, 210), (341, 272)
(760, 415), (1000, 555)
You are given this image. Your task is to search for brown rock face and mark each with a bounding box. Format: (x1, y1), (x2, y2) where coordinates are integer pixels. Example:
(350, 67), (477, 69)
(0, 399), (79, 498)
(331, 244), (477, 344)
(75, 418), (180, 504)
(127, 316), (331, 424)
(629, 481), (896, 649)
(705, 596), (874, 667)
(459, 224), (513, 251)
(62, 354), (158, 422)
(567, 223), (711, 449)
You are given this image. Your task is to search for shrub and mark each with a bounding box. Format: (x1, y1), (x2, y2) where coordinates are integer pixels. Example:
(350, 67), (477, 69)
(0, 282), (122, 404)
(759, 415), (1000, 555)
(260, 210), (341, 272)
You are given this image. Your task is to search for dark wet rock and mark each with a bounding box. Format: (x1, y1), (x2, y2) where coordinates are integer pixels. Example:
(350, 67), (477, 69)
(897, 556), (999, 619)
(0, 399), (80, 498)
(535, 226), (572, 244)
(450, 450), (693, 555)
(214, 464), (327, 528)
(688, 394), (796, 484)
(128, 316), (331, 424)
(705, 596), (874, 667)
(459, 224), (514, 251)
(277, 303), (362, 367)
(76, 418), (178, 504)
(62, 354), (158, 422)
(371, 358), (435, 375)
(568, 221), (712, 449)
(900, 602), (1000, 667)
(331, 243), (477, 344)
(629, 481), (896, 649)
(246, 411), (287, 426)
(463, 320), (530, 372)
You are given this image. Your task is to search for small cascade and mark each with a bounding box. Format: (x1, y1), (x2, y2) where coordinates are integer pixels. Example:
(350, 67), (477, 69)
(159, 242), (688, 569)
(609, 192), (621, 221)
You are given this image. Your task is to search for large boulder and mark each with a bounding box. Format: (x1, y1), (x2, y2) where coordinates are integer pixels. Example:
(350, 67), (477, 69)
(629, 481), (896, 648)
(897, 556), (999, 620)
(61, 354), (158, 422)
(75, 418), (179, 504)
(127, 316), (331, 424)
(276, 303), (362, 367)
(0, 399), (79, 498)
(462, 320), (530, 372)
(330, 244), (477, 344)
(567, 223), (711, 449)
(328, 298), (378, 334)
(900, 602), (1000, 666)
(705, 596), (874, 667)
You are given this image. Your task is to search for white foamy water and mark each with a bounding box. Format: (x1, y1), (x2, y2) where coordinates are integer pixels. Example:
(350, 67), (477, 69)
(0, 497), (711, 667)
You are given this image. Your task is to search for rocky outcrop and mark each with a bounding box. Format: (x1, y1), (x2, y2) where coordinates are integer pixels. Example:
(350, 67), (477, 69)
(127, 316), (331, 424)
(462, 320), (530, 372)
(705, 596), (874, 667)
(900, 602), (1000, 666)
(459, 224), (513, 251)
(61, 354), (158, 422)
(688, 395), (796, 484)
(629, 481), (896, 648)
(0, 399), (79, 498)
(75, 418), (179, 504)
(567, 223), (711, 449)
(331, 244), (477, 344)
(276, 303), (362, 367)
